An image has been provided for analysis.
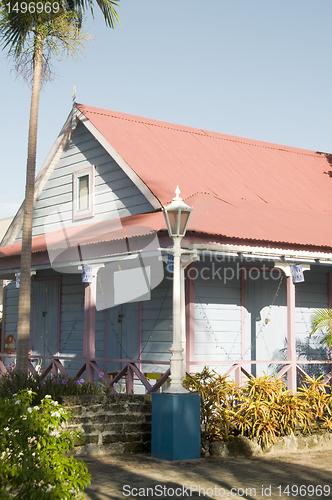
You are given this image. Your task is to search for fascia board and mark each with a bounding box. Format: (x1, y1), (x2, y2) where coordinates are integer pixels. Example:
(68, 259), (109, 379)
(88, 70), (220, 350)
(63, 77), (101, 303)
(191, 243), (332, 263)
(1, 112), (73, 246)
(76, 109), (161, 210)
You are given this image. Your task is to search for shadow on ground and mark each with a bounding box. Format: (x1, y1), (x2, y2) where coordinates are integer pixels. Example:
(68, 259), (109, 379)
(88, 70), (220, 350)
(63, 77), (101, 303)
(80, 449), (332, 500)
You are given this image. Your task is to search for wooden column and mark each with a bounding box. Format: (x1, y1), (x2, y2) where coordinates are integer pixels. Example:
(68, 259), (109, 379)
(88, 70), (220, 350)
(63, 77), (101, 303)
(240, 268), (246, 385)
(137, 301), (142, 372)
(56, 277), (62, 356)
(286, 274), (297, 393)
(103, 308), (108, 374)
(328, 273), (332, 310)
(1, 281), (7, 362)
(274, 264), (297, 392)
(83, 274), (97, 384)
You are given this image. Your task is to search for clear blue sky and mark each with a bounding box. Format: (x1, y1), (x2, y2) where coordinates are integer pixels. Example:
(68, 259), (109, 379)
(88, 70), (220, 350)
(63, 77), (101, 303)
(1, 0), (332, 219)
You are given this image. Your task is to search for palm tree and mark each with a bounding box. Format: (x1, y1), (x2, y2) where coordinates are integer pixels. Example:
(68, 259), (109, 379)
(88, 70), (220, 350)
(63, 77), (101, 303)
(0, 0), (120, 374)
(70, 0), (121, 28)
(310, 308), (332, 373)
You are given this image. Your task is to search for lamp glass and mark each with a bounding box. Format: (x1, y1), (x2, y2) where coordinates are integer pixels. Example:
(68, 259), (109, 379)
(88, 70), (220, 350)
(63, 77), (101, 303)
(166, 208), (192, 237)
(166, 210), (179, 236)
(179, 210), (191, 235)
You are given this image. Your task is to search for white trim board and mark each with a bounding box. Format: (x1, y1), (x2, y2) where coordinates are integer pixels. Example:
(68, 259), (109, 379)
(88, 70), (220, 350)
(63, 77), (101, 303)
(76, 109), (161, 211)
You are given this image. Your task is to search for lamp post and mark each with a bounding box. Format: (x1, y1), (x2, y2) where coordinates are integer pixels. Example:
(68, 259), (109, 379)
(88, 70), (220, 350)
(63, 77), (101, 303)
(163, 186), (193, 394)
(151, 186), (200, 461)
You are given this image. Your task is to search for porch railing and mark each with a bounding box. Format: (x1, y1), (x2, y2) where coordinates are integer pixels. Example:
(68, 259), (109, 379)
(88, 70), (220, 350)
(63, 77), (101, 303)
(222, 360), (332, 386)
(0, 355), (171, 394)
(1, 355), (331, 393)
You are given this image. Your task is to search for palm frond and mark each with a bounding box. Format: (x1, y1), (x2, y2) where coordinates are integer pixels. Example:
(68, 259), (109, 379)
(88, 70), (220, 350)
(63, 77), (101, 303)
(310, 308), (332, 348)
(95, 0), (121, 28)
(69, 0), (121, 28)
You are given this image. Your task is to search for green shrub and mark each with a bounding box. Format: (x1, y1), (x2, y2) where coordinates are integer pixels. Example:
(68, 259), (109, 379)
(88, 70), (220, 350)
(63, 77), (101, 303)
(0, 367), (113, 404)
(0, 369), (44, 404)
(298, 375), (332, 431)
(0, 389), (91, 499)
(183, 367), (241, 441)
(184, 368), (332, 447)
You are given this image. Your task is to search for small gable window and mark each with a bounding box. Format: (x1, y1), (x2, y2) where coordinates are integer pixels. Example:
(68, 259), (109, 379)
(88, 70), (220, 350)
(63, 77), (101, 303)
(73, 165), (95, 220)
(78, 175), (89, 211)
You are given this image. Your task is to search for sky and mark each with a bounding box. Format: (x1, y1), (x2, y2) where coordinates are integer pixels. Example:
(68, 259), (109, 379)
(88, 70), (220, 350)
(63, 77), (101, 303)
(1, 0), (332, 219)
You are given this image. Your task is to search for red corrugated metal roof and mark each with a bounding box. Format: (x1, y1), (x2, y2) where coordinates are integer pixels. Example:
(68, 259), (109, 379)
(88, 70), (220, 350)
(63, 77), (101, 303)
(188, 193), (332, 247)
(76, 104), (332, 249)
(0, 212), (165, 260)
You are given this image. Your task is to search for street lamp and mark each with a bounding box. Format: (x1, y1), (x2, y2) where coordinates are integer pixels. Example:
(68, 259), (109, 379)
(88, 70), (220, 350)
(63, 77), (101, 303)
(151, 186), (200, 461)
(163, 186), (193, 394)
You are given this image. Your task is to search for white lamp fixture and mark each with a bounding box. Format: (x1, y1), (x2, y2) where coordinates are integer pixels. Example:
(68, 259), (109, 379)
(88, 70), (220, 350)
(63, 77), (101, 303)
(163, 186), (193, 238)
(163, 186), (193, 394)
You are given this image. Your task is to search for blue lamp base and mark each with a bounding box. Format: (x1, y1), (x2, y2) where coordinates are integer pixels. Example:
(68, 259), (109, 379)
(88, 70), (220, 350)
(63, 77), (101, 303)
(151, 393), (201, 461)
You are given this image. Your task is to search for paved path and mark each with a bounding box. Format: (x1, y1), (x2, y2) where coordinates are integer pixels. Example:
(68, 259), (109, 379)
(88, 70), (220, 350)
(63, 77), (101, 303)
(81, 450), (332, 500)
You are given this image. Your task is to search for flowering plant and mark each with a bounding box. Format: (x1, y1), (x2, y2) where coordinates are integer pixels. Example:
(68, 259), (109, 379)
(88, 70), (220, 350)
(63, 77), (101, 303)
(0, 389), (91, 499)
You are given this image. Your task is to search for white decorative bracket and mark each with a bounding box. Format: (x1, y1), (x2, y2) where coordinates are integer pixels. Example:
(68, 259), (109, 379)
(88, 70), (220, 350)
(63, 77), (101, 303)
(274, 263), (310, 277)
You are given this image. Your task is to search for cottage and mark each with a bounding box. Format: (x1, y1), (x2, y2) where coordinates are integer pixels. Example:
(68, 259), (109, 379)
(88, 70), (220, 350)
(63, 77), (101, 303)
(1, 104), (332, 392)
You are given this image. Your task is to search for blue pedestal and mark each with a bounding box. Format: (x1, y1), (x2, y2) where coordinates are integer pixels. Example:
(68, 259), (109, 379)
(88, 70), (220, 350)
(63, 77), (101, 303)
(151, 393), (201, 461)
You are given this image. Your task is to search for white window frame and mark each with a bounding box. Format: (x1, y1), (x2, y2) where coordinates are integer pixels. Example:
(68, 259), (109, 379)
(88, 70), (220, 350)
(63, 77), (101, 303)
(73, 165), (95, 220)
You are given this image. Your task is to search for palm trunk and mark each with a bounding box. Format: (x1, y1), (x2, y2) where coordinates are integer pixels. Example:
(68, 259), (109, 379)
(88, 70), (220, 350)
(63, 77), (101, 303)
(329, 346), (332, 382)
(16, 35), (43, 374)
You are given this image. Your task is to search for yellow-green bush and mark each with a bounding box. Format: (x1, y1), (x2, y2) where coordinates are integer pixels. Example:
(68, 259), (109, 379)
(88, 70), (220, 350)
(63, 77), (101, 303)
(183, 368), (332, 447)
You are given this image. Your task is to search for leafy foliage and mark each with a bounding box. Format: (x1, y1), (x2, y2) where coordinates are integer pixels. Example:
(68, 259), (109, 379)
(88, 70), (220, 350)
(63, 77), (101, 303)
(0, 0), (92, 85)
(184, 368), (332, 448)
(0, 389), (91, 499)
(72, 0), (121, 28)
(310, 308), (332, 348)
(0, 367), (111, 405)
(298, 376), (332, 430)
(0, 364), (128, 405)
(183, 367), (241, 441)
(0, 369), (44, 403)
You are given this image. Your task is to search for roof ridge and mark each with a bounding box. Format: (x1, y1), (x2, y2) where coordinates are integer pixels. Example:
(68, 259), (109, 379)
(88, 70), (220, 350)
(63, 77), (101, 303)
(79, 105), (326, 158)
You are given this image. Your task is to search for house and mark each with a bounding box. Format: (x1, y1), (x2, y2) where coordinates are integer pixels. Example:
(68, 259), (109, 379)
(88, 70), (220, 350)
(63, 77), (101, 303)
(1, 103), (332, 392)
(0, 218), (14, 318)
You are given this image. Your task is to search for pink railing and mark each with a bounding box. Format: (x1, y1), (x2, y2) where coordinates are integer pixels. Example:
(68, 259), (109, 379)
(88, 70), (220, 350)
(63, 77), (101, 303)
(1, 356), (331, 393)
(0, 356), (171, 394)
(223, 361), (332, 386)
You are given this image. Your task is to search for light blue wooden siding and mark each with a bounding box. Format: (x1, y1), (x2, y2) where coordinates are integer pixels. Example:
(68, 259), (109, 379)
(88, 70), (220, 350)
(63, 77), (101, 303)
(295, 267), (328, 340)
(95, 307), (105, 366)
(32, 279), (59, 357)
(244, 265), (331, 378)
(17, 122), (154, 240)
(245, 272), (287, 377)
(295, 266), (330, 377)
(4, 280), (19, 338)
(194, 263), (241, 375)
(95, 303), (139, 374)
(59, 274), (85, 375)
(2, 281), (19, 367)
(140, 275), (173, 373)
